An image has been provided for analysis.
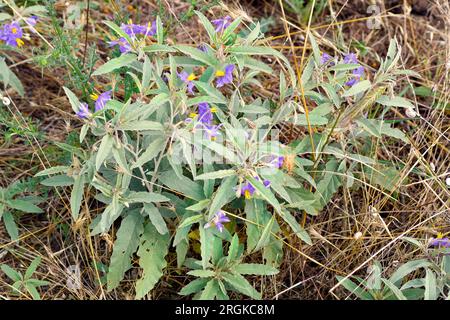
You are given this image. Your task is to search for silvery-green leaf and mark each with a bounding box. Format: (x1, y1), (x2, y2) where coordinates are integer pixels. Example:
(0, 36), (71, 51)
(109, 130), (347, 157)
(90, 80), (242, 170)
(92, 54), (137, 76)
(342, 80), (371, 97)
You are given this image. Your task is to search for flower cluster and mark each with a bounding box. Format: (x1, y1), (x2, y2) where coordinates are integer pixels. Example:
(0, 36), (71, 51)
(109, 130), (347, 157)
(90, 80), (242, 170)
(188, 102), (222, 140)
(320, 52), (365, 86)
(343, 53), (365, 86)
(0, 21), (24, 47)
(108, 20), (156, 54)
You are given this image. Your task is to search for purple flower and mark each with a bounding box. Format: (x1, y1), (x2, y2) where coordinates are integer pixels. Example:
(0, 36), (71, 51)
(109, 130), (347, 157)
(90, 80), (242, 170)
(0, 21), (24, 47)
(320, 53), (333, 65)
(268, 155), (284, 169)
(240, 177), (271, 199)
(76, 102), (91, 119)
(177, 70), (196, 94)
(343, 52), (358, 64)
(108, 37), (132, 53)
(203, 124), (222, 140)
(345, 66), (365, 86)
(198, 102), (214, 124)
(198, 44), (208, 53)
(91, 90), (112, 112)
(429, 237), (450, 248)
(141, 21), (157, 37)
(215, 64), (234, 88)
(204, 211), (230, 233)
(26, 16), (38, 26)
(211, 16), (232, 33)
(121, 21), (156, 38)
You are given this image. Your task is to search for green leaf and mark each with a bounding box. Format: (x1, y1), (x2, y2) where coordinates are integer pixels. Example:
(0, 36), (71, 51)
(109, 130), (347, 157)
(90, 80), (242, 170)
(177, 214), (203, 229)
(119, 120), (163, 131)
(279, 210), (312, 245)
(234, 263), (279, 276)
(194, 81), (227, 104)
(143, 203), (168, 235)
(96, 135), (113, 170)
(222, 272), (261, 299)
(63, 86), (81, 113)
(222, 17), (242, 40)
(200, 223), (213, 269)
(194, 11), (216, 43)
(308, 33), (321, 64)
(127, 191), (170, 204)
(187, 269), (215, 278)
(186, 199), (211, 211)
(40, 175), (74, 187)
(25, 283), (41, 300)
(175, 45), (217, 67)
(376, 95), (414, 108)
(200, 279), (220, 300)
(315, 160), (342, 209)
(3, 210), (19, 241)
(382, 279), (406, 300)
(335, 276), (372, 300)
(195, 169), (236, 181)
(135, 222), (170, 299)
(131, 137), (165, 169)
(356, 118), (382, 138)
(179, 278), (209, 296)
(0, 13), (12, 21)
(227, 234), (240, 263)
(254, 216), (274, 252)
(92, 54), (137, 76)
(159, 171), (205, 201)
(389, 259), (432, 286)
(342, 80), (371, 97)
(208, 176), (238, 219)
(70, 174), (84, 220)
(7, 199), (43, 213)
(34, 166), (69, 177)
(107, 211), (144, 291)
(1, 264), (22, 282)
(156, 16), (164, 44)
(424, 269), (437, 300)
(24, 256), (41, 280)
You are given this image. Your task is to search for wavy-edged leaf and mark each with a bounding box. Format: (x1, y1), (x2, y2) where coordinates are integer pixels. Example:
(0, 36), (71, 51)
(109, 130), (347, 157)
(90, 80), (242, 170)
(233, 263), (279, 276)
(135, 222), (170, 299)
(222, 272), (261, 299)
(107, 211), (144, 291)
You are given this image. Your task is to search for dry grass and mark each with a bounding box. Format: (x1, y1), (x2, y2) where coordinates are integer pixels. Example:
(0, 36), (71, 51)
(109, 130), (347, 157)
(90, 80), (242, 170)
(0, 0), (449, 300)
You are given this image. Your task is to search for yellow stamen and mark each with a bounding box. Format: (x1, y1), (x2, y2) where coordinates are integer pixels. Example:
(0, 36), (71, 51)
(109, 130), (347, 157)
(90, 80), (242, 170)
(12, 27), (17, 34)
(210, 107), (217, 113)
(244, 190), (251, 199)
(215, 70), (225, 77)
(16, 38), (24, 47)
(211, 136), (216, 141)
(127, 19), (133, 25)
(437, 232), (444, 239)
(189, 113), (197, 118)
(90, 93), (99, 101)
(187, 73), (196, 81)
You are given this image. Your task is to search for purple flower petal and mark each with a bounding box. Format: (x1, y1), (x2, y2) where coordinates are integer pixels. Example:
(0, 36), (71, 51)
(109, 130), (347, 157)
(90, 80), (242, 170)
(94, 90), (112, 112)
